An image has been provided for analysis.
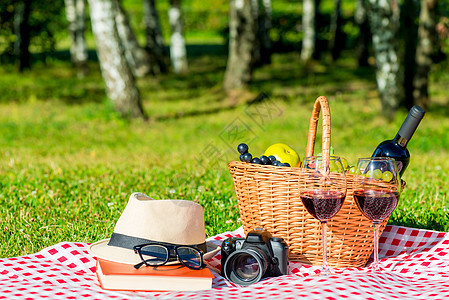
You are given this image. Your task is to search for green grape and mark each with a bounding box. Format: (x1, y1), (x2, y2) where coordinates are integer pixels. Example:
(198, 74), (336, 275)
(329, 161), (339, 172)
(364, 169), (378, 178)
(341, 157), (349, 170)
(349, 166), (356, 174)
(373, 169), (383, 179)
(382, 171), (393, 181)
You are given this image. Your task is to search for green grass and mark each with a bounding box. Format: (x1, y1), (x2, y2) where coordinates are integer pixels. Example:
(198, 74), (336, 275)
(0, 47), (448, 258)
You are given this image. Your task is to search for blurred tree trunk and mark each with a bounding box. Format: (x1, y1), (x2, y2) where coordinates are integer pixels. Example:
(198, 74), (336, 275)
(250, 0), (262, 66)
(366, 0), (401, 119)
(168, 0), (188, 74)
(402, 0), (419, 109)
(355, 0), (371, 67)
(413, 0), (438, 110)
(142, 0), (168, 74)
(224, 0), (257, 91)
(301, 0), (316, 62)
(256, 0), (272, 66)
(115, 0), (151, 78)
(329, 0), (343, 61)
(14, 0), (31, 72)
(64, 0), (89, 77)
(88, 0), (146, 120)
(261, 0), (273, 64)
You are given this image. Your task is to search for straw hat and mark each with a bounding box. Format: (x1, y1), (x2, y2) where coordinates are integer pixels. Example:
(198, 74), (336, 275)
(88, 192), (220, 265)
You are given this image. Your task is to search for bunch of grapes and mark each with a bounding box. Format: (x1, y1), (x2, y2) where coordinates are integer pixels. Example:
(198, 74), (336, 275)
(237, 143), (290, 167)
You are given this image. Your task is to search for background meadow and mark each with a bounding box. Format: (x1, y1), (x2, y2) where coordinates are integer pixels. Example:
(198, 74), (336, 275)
(0, 0), (448, 257)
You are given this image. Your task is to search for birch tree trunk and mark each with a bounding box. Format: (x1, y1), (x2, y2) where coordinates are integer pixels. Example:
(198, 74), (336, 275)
(413, 0), (438, 109)
(366, 0), (401, 119)
(64, 0), (89, 77)
(142, 0), (168, 74)
(223, 0), (257, 91)
(115, 0), (151, 78)
(14, 0), (32, 72)
(88, 0), (146, 119)
(301, 0), (315, 62)
(168, 0), (188, 74)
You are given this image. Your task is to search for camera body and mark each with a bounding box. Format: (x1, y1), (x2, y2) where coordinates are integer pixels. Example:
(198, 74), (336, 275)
(221, 228), (289, 286)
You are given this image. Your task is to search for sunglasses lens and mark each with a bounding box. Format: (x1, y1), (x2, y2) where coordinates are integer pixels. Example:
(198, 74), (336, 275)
(177, 246), (202, 269)
(140, 245), (168, 265)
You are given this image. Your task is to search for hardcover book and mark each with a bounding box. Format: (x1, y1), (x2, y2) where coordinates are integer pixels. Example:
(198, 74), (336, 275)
(95, 258), (214, 292)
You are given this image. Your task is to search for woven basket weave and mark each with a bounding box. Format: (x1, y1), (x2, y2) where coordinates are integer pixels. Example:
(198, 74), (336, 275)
(228, 96), (390, 268)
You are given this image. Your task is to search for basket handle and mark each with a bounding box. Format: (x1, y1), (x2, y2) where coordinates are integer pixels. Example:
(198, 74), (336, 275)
(305, 96), (331, 165)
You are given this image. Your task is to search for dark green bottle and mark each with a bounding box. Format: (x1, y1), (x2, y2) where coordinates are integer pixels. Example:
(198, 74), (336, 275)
(372, 106), (425, 177)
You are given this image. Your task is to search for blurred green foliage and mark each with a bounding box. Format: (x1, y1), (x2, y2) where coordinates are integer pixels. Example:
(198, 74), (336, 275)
(0, 0), (67, 62)
(1, 0), (448, 68)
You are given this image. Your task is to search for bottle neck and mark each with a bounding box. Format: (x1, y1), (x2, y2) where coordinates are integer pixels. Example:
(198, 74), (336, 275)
(394, 134), (408, 148)
(396, 105), (425, 146)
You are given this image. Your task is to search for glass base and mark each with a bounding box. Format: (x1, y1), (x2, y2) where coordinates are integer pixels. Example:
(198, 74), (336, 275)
(369, 261), (383, 272)
(319, 268), (334, 276)
(310, 266), (334, 276)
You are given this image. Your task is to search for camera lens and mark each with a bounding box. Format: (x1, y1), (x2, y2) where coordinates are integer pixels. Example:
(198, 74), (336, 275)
(234, 253), (259, 280)
(223, 249), (269, 286)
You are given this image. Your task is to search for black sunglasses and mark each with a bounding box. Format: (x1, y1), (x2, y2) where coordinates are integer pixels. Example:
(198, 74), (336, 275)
(133, 242), (204, 270)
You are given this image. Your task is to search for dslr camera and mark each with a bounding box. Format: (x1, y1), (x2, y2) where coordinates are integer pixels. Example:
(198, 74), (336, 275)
(221, 228), (289, 286)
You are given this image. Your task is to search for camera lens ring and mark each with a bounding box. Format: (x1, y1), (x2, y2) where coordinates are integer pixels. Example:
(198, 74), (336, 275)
(223, 248), (269, 286)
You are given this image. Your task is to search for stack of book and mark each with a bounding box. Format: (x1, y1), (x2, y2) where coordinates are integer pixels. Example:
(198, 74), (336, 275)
(95, 259), (214, 292)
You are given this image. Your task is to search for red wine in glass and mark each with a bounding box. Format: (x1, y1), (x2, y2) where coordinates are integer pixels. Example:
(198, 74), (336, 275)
(300, 155), (347, 275)
(300, 190), (346, 221)
(353, 157), (401, 271)
(353, 189), (399, 223)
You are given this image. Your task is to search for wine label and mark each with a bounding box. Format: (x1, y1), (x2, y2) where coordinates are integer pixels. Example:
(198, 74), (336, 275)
(396, 161), (403, 173)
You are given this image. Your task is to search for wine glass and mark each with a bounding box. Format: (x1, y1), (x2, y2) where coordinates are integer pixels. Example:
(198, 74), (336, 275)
(352, 157), (401, 271)
(300, 155), (347, 275)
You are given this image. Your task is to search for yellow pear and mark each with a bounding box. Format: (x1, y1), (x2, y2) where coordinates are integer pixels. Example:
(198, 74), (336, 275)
(264, 143), (301, 167)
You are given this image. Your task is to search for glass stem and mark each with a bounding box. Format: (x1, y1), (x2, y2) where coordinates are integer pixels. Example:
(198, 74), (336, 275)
(372, 221), (381, 271)
(321, 221), (331, 274)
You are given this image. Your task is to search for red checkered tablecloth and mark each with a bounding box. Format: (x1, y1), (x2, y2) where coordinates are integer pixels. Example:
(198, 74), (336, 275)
(1, 225), (449, 299)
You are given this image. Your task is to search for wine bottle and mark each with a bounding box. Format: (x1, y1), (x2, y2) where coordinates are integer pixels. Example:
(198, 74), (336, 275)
(372, 105), (425, 177)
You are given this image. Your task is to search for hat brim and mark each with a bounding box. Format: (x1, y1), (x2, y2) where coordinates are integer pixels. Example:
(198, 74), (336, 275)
(88, 238), (221, 265)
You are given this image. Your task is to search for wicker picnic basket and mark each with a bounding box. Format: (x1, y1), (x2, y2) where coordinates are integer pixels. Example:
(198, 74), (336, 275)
(228, 96), (391, 268)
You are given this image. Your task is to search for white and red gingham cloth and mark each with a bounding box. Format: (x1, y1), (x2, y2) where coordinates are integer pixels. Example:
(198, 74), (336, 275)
(1, 225), (449, 299)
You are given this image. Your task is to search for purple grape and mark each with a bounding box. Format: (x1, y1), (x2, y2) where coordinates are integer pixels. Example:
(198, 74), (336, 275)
(237, 143), (249, 155)
(251, 157), (262, 164)
(241, 153), (252, 163)
(268, 155), (276, 163)
(259, 155), (270, 165)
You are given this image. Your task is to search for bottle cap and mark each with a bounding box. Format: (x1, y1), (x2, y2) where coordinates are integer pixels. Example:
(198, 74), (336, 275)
(409, 105), (426, 119)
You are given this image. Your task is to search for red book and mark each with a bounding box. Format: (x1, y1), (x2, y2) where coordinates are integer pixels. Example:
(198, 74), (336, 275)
(95, 258), (214, 292)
